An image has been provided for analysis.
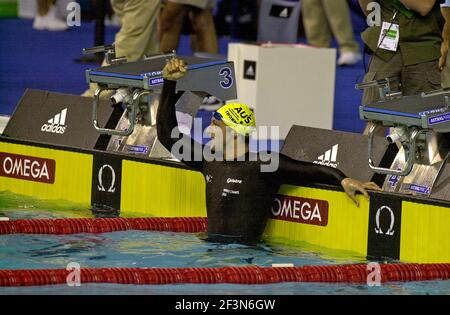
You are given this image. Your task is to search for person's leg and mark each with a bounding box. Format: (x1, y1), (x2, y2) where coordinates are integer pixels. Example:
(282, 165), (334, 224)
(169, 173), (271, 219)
(143, 21), (161, 57)
(362, 53), (403, 135)
(114, 0), (161, 60)
(36, 0), (53, 16)
(189, 7), (218, 53)
(302, 0), (332, 48)
(111, 0), (124, 21)
(83, 0), (160, 97)
(83, 0), (123, 98)
(321, 0), (359, 54)
(402, 60), (441, 96)
(160, 2), (189, 52)
(34, 0), (67, 31)
(362, 54), (403, 105)
(189, 32), (199, 53)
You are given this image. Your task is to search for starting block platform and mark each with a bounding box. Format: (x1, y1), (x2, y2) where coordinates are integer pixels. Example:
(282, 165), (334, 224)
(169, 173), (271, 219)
(360, 93), (450, 133)
(83, 52), (238, 156)
(86, 55), (237, 101)
(359, 87), (450, 197)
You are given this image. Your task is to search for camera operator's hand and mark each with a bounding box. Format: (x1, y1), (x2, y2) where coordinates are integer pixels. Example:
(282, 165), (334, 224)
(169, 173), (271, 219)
(341, 178), (381, 207)
(440, 9), (450, 71)
(440, 34), (450, 71)
(163, 58), (187, 81)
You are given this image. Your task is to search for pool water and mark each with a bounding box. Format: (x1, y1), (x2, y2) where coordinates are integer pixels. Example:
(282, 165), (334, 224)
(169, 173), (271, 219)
(0, 196), (449, 295)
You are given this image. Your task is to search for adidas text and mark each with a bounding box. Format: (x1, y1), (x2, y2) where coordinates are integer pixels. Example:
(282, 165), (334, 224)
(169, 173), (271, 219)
(41, 108), (68, 135)
(41, 124), (67, 134)
(313, 160), (339, 169)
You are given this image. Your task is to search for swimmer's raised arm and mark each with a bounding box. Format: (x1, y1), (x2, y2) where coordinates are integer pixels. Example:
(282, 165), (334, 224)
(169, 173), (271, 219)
(157, 58), (204, 171)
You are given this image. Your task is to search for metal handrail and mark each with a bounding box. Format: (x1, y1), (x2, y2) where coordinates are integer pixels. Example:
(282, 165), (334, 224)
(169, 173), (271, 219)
(93, 88), (152, 136)
(367, 123), (427, 176)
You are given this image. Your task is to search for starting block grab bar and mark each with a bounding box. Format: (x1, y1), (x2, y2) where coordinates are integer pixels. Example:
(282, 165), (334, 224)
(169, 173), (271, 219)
(93, 87), (151, 136)
(367, 123), (429, 176)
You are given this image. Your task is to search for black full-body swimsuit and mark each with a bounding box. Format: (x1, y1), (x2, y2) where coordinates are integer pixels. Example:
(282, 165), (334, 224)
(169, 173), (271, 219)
(157, 80), (347, 243)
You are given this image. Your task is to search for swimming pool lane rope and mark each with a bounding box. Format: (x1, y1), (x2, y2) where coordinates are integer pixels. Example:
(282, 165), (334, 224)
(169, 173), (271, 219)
(1, 217), (450, 286)
(0, 217), (208, 234)
(0, 264), (449, 286)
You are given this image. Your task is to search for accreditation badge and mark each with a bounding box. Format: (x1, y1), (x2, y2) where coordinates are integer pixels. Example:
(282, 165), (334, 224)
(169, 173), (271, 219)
(377, 22), (400, 52)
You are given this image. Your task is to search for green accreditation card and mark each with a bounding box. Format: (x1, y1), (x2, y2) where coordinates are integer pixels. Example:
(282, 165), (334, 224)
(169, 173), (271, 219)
(378, 22), (400, 51)
(392, 0), (415, 19)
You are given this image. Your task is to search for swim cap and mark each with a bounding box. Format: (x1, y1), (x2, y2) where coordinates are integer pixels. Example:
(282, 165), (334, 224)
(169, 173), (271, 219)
(215, 103), (256, 135)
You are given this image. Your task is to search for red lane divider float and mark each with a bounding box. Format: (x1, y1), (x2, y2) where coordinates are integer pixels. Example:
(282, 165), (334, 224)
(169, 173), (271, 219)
(0, 217), (208, 234)
(0, 264), (449, 287)
(1, 218), (449, 286)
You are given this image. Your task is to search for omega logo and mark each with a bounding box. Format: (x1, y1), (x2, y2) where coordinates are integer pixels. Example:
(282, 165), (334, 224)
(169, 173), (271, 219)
(97, 164), (116, 193)
(374, 205), (395, 236)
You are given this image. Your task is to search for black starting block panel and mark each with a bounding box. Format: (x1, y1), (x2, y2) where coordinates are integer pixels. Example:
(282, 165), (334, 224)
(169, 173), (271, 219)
(86, 56), (237, 101)
(360, 94), (450, 132)
(281, 125), (396, 183)
(3, 89), (116, 149)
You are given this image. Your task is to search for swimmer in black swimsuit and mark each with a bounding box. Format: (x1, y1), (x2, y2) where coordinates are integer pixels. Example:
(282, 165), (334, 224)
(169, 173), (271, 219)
(157, 58), (380, 244)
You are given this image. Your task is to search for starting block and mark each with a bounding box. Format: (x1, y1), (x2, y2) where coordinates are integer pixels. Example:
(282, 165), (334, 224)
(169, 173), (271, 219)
(358, 80), (450, 197)
(84, 47), (237, 158)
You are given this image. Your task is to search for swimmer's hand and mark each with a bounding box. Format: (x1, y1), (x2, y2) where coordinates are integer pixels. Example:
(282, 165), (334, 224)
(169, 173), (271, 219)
(341, 178), (381, 207)
(163, 58), (187, 81)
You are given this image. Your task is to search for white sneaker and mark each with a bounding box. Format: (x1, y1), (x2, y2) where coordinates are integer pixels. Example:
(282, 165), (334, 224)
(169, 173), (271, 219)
(199, 96), (223, 111)
(105, 15), (121, 27)
(337, 51), (362, 66)
(32, 15), (47, 30)
(33, 6), (68, 31)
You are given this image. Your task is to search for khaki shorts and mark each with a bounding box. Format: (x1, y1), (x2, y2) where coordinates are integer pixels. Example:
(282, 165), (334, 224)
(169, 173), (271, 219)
(362, 53), (441, 105)
(167, 0), (216, 9)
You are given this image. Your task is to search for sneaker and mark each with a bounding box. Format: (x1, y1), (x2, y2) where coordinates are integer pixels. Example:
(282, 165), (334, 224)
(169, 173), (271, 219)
(337, 51), (362, 66)
(105, 15), (121, 27)
(32, 15), (47, 30)
(199, 96), (223, 111)
(33, 6), (68, 31)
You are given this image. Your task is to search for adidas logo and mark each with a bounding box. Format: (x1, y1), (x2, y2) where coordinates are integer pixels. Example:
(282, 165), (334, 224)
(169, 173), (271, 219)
(313, 144), (339, 168)
(41, 108), (67, 134)
(246, 65), (255, 77)
(279, 8), (289, 18)
(244, 60), (256, 80)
